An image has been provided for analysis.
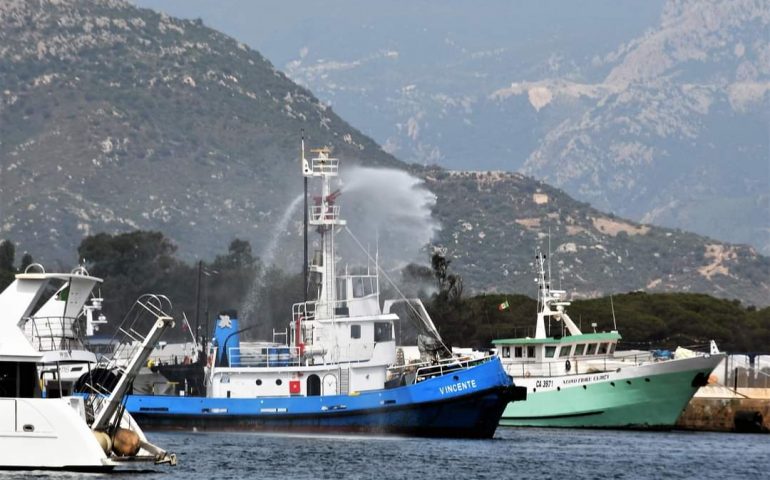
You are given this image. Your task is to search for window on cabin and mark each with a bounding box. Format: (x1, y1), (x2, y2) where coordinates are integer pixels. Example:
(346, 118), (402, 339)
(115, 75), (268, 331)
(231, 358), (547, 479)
(574, 344), (586, 355)
(559, 346), (572, 357)
(374, 322), (392, 342)
(350, 325), (361, 339)
(0, 362), (36, 398)
(353, 278), (365, 298)
(586, 343), (598, 355)
(353, 277), (375, 298)
(514, 347), (523, 358)
(598, 342), (609, 354)
(527, 346), (535, 358)
(545, 346), (556, 358)
(501, 347), (510, 358)
(336, 279), (348, 301)
(609, 343), (616, 354)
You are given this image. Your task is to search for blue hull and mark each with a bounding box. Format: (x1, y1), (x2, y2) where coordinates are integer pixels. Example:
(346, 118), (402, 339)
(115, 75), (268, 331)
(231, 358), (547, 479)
(125, 357), (523, 438)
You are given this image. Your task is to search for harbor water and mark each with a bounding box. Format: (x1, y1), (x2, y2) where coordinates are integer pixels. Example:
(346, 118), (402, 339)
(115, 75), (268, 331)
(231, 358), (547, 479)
(7, 428), (767, 479)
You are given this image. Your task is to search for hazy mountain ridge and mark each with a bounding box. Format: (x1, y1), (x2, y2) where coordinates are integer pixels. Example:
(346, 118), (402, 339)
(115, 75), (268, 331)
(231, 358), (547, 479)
(520, 0), (770, 252)
(1, 0), (768, 307)
(178, 0), (769, 254)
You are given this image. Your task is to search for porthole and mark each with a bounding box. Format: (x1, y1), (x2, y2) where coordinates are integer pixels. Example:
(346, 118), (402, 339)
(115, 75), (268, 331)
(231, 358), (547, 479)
(582, 385), (587, 390)
(610, 382), (615, 387)
(532, 388), (537, 393)
(626, 380), (632, 385)
(256, 379), (262, 386)
(644, 378), (650, 382)
(453, 375), (459, 381)
(276, 379), (283, 386)
(556, 386), (561, 392)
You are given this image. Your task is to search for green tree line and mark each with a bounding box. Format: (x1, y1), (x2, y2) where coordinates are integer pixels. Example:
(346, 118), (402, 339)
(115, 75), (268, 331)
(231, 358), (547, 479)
(2, 234), (768, 352)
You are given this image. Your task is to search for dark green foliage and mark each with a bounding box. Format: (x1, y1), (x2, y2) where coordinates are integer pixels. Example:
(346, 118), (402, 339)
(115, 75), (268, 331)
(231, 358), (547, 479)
(428, 290), (770, 352)
(204, 238), (260, 330)
(0, 240), (16, 289)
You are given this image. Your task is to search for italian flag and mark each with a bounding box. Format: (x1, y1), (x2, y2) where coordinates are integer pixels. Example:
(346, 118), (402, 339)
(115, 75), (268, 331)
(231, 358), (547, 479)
(498, 300), (509, 311)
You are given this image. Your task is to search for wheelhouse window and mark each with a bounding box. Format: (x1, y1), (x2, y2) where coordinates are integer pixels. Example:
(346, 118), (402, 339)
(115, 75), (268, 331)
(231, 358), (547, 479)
(598, 342), (609, 354)
(501, 347), (510, 358)
(586, 343), (598, 355)
(0, 362), (37, 398)
(526, 346), (535, 358)
(574, 344), (586, 355)
(514, 347), (523, 358)
(559, 345), (572, 358)
(350, 325), (361, 339)
(352, 276), (376, 298)
(374, 322), (392, 342)
(609, 343), (616, 354)
(545, 346), (556, 358)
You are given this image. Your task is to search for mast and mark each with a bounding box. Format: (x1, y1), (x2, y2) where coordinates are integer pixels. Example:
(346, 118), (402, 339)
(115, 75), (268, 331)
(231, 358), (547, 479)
(301, 133), (309, 303)
(306, 147), (345, 319)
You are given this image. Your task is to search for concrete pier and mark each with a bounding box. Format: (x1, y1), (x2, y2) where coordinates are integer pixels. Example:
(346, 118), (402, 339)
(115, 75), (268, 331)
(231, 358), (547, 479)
(676, 386), (770, 433)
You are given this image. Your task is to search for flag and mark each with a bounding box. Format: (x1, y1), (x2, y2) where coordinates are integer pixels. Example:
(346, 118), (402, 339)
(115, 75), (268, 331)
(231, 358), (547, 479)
(498, 300), (509, 311)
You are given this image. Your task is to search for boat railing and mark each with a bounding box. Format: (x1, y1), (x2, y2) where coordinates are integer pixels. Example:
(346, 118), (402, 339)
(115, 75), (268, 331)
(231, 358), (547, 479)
(391, 355), (494, 384)
(226, 345), (302, 368)
(311, 157), (339, 175)
(292, 296), (378, 322)
(292, 301), (316, 321)
(310, 204), (341, 223)
(21, 315), (83, 351)
(504, 353), (652, 378)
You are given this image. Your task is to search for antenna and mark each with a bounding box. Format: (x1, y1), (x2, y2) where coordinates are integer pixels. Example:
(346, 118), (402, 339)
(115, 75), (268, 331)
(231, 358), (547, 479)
(301, 130), (308, 304)
(610, 293), (618, 331)
(547, 227), (552, 291)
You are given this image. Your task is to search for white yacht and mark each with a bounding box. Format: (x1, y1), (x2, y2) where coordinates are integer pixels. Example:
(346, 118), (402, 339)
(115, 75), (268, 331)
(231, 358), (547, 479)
(0, 270), (176, 471)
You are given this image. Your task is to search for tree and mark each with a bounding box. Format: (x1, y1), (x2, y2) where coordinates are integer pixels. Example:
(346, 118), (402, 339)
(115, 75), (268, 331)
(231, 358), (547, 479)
(0, 240), (16, 290)
(19, 253), (33, 272)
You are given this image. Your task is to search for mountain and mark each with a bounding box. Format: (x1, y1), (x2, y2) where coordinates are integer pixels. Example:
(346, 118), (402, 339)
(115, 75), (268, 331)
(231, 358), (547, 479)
(135, 0), (770, 255)
(1, 0), (768, 307)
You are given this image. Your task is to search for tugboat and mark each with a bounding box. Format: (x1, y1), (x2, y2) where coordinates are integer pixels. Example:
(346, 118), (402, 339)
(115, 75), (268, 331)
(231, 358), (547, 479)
(494, 250), (724, 429)
(0, 269), (176, 470)
(125, 145), (525, 438)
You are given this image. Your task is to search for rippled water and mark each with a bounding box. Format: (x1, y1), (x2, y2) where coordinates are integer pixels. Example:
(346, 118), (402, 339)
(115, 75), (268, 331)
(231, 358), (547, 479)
(7, 428), (768, 479)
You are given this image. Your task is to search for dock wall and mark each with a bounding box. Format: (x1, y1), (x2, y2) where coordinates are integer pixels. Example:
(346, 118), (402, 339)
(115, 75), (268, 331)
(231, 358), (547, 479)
(676, 387), (770, 433)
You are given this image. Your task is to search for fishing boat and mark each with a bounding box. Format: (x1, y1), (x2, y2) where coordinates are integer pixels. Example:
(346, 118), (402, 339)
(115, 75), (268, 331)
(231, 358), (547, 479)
(0, 269), (176, 470)
(124, 145), (525, 438)
(494, 251), (723, 429)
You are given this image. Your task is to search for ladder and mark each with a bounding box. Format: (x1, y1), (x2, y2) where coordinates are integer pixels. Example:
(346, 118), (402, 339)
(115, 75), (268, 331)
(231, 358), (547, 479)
(339, 366), (350, 395)
(85, 295), (174, 430)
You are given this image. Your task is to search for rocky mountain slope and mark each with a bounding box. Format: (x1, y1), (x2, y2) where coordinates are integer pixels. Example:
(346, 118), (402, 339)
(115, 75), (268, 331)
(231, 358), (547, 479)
(1, 0), (768, 306)
(158, 0), (769, 254)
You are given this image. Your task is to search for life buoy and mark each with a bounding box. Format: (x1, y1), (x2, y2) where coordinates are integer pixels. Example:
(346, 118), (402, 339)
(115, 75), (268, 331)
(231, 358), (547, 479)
(565, 360), (571, 372)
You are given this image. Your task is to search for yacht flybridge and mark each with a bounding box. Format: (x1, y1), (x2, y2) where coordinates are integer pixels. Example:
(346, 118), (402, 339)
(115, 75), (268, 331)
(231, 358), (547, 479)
(125, 144), (525, 438)
(0, 270), (176, 471)
(493, 251), (723, 429)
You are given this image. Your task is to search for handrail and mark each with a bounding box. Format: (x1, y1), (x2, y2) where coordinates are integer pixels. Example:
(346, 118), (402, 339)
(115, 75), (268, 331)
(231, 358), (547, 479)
(22, 315), (85, 351)
(388, 355), (493, 384)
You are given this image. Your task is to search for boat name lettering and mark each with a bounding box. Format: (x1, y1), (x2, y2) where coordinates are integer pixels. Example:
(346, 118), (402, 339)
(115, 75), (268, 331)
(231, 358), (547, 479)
(561, 374), (610, 385)
(439, 379), (477, 395)
(535, 379), (553, 388)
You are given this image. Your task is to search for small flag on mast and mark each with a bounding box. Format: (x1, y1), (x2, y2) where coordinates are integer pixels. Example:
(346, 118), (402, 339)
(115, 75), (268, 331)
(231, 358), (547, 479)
(498, 300), (509, 311)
